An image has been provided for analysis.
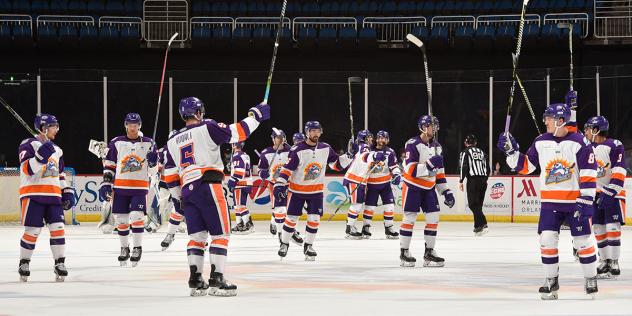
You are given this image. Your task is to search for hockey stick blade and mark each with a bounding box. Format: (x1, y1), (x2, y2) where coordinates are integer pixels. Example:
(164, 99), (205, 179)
(167, 33), (179, 47)
(406, 33), (423, 48)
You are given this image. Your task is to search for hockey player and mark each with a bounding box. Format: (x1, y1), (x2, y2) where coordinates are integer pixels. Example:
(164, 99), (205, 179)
(228, 141), (254, 234)
(17, 114), (75, 282)
(583, 116), (626, 279)
(498, 103), (599, 299)
(273, 121), (355, 260)
(363, 130), (401, 239)
(400, 115), (455, 268)
(258, 128), (303, 245)
(99, 113), (158, 267)
(163, 97), (269, 296)
(292, 132), (306, 145)
(343, 129), (374, 239)
(160, 130), (187, 250)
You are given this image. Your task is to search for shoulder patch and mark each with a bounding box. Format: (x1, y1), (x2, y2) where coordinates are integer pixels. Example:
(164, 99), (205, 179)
(613, 139), (623, 146)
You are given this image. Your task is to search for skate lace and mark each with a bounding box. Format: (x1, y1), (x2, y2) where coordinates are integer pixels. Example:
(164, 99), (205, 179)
(132, 248), (141, 257)
(19, 263), (29, 272)
(610, 260), (619, 269)
(543, 278), (555, 289)
(586, 277), (597, 288)
(55, 263), (66, 270)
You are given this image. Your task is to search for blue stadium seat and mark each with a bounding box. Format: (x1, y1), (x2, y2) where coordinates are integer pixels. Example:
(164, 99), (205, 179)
(453, 25), (475, 50)
(37, 24), (58, 47)
(381, 1), (397, 16)
(79, 24), (97, 39)
(192, 1), (211, 15)
(286, 2), (301, 16)
(266, 1), (282, 16)
(473, 24), (495, 51)
(124, 0), (142, 16)
(495, 24), (517, 51)
(12, 23), (33, 46)
(461, 1), (475, 13)
(59, 24), (79, 48)
(409, 25), (429, 42)
(87, 0), (106, 16)
(0, 0), (10, 12)
(349, 1), (362, 17)
(11, 0), (30, 12)
(302, 1), (320, 16)
(439, 0), (453, 14)
(339, 26), (357, 50)
(531, 0), (550, 12)
(120, 25), (139, 38)
(318, 27), (337, 50)
(232, 26), (252, 49)
(211, 1), (229, 16)
(68, 0), (87, 14)
(523, 23), (541, 50)
(366, 0), (380, 16)
(496, 0), (513, 13)
(106, 0), (125, 15)
(31, 0), (51, 14)
(338, 1), (351, 16)
(358, 26), (377, 50)
(0, 23), (11, 47)
(249, 1), (265, 16)
(297, 26), (317, 51)
(540, 23), (561, 47)
(229, 1), (245, 16)
(429, 25), (449, 50)
(559, 22), (582, 40)
(211, 26), (232, 49)
(397, 1), (415, 15)
(191, 26), (210, 49)
(49, 0), (68, 14)
(253, 26), (272, 51)
(550, 0), (568, 12)
(99, 24), (120, 42)
(253, 27), (272, 39)
(476, 0), (494, 14)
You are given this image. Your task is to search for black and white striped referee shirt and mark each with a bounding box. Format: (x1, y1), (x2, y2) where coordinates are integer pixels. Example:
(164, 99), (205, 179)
(459, 146), (490, 183)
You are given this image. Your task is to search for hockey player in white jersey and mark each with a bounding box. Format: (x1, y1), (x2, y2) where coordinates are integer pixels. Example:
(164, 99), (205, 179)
(400, 115), (455, 268)
(163, 97), (269, 296)
(99, 113), (158, 267)
(17, 114), (75, 282)
(159, 130), (187, 250)
(273, 121), (354, 260)
(228, 141), (254, 234)
(498, 103), (599, 299)
(343, 129), (374, 239)
(363, 130), (401, 239)
(583, 116), (626, 278)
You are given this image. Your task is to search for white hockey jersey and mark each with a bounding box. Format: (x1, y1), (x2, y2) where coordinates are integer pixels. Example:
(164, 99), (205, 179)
(18, 137), (68, 204)
(103, 135), (155, 195)
(592, 138), (626, 199)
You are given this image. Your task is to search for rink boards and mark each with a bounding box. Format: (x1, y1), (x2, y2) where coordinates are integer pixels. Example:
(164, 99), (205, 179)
(3, 175), (629, 223)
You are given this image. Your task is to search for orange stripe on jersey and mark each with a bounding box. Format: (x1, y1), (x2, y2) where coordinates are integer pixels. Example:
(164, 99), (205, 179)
(19, 185), (62, 195)
(577, 246), (595, 256)
(236, 123), (247, 141)
(518, 158), (530, 175)
(611, 173), (625, 181)
(280, 169), (292, 177)
(211, 183), (230, 235)
(595, 234), (607, 241)
(400, 223), (414, 230)
(132, 220), (144, 227)
(114, 179), (149, 188)
(163, 173), (179, 183)
(436, 173), (446, 180)
(346, 173), (365, 183)
(607, 231), (621, 238)
(566, 125), (578, 133)
(21, 198), (29, 224)
(401, 183), (408, 205)
(306, 221), (319, 229)
(188, 240), (206, 248)
(211, 238), (229, 247)
(403, 173), (435, 187)
(579, 176), (596, 183)
(233, 170), (245, 177)
(289, 182), (324, 192)
(22, 233), (37, 243)
(21, 161), (29, 174)
(540, 190), (580, 201)
(50, 229), (65, 237)
(540, 248), (558, 255)
(367, 175), (391, 183)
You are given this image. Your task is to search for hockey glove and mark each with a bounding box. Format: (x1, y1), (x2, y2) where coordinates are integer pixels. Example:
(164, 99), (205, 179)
(99, 182), (113, 201)
(249, 103), (271, 122)
(273, 182), (288, 200)
(347, 138), (357, 156)
(227, 177), (238, 192)
(61, 187), (76, 210)
(259, 169), (270, 181)
(426, 155), (444, 171)
(574, 197), (595, 222)
(565, 90), (578, 110)
(146, 150), (158, 168)
(373, 151), (386, 162)
(596, 188), (618, 211)
(390, 174), (401, 186)
(35, 141), (56, 163)
(497, 132), (519, 156)
(443, 189), (455, 208)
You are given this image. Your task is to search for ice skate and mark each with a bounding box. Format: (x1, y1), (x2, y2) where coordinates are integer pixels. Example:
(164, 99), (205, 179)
(18, 259), (30, 282)
(54, 257), (68, 282)
(423, 245), (445, 267)
(161, 233), (175, 251)
(474, 225), (489, 236)
(208, 265), (237, 296)
(345, 225), (362, 240)
(118, 246), (130, 267)
(596, 259), (611, 279)
(609, 259), (620, 278)
(400, 248), (416, 267)
(188, 266), (209, 296)
(291, 231), (304, 245)
(384, 225), (399, 239)
(278, 242), (289, 259)
(539, 276), (559, 300)
(585, 276), (598, 298)
(242, 218), (255, 235)
(130, 246), (142, 267)
(361, 224), (372, 239)
(303, 243), (317, 261)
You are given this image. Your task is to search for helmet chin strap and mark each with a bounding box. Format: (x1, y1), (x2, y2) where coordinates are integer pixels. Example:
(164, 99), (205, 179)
(553, 120), (566, 136)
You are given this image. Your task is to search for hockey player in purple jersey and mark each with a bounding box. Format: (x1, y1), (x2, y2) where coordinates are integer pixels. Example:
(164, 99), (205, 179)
(17, 114), (75, 282)
(498, 103), (599, 299)
(583, 116), (626, 279)
(344, 129), (374, 239)
(163, 97), (269, 296)
(228, 141), (254, 234)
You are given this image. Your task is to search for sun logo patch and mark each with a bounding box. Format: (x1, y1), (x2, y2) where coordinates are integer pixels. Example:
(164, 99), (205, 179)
(544, 159), (575, 185)
(271, 163), (283, 179)
(41, 158), (59, 178)
(121, 154), (144, 173)
(596, 160), (609, 178)
(303, 162), (323, 181)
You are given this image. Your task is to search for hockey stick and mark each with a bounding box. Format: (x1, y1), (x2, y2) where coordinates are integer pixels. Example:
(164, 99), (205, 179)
(262, 0), (288, 105)
(406, 33), (432, 115)
(1, 96), (38, 137)
(557, 23), (574, 91)
(151, 32), (179, 144)
(326, 162), (380, 222)
(515, 75), (541, 134)
(347, 76), (363, 141)
(503, 0), (530, 133)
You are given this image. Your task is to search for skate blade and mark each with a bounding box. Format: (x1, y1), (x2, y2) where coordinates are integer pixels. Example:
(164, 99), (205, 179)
(400, 261), (416, 268)
(386, 235), (399, 240)
(586, 292), (597, 299)
(19, 275), (28, 282)
(131, 261), (139, 267)
(362, 235), (371, 239)
(423, 261), (445, 267)
(345, 235), (363, 240)
(540, 292), (558, 300)
(242, 230), (255, 235)
(190, 288), (208, 296)
(161, 246), (169, 251)
(290, 238), (304, 246)
(304, 255), (316, 261)
(55, 275), (66, 282)
(119, 261), (128, 267)
(596, 273), (611, 279)
(208, 288), (237, 297)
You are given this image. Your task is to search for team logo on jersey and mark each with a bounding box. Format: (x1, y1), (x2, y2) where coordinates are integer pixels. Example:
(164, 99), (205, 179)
(120, 154), (144, 173)
(303, 162), (323, 181)
(370, 161), (387, 174)
(41, 158), (59, 178)
(596, 160), (609, 178)
(544, 159), (575, 185)
(271, 164), (282, 179)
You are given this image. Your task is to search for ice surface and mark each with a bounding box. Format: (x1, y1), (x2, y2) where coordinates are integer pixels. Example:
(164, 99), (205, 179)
(1, 222), (630, 316)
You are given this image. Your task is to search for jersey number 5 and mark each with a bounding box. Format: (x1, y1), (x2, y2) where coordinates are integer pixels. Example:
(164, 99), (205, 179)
(180, 143), (195, 167)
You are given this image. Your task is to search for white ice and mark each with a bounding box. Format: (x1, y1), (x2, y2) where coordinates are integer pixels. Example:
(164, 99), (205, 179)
(1, 222), (631, 316)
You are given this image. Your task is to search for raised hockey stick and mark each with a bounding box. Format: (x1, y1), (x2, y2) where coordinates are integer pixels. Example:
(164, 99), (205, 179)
(262, 0), (288, 105)
(503, 0), (530, 133)
(1, 95), (38, 137)
(515, 75), (541, 134)
(347, 76), (363, 141)
(557, 23), (574, 91)
(326, 162), (380, 222)
(406, 33), (432, 115)
(151, 32), (179, 143)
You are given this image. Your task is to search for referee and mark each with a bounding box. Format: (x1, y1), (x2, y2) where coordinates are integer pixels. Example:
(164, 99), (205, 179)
(458, 134), (491, 236)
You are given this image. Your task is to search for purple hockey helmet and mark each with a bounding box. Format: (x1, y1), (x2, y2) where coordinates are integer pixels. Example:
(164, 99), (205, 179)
(418, 115), (439, 131)
(124, 113), (142, 126)
(304, 120), (323, 134)
(584, 116), (609, 133)
(271, 127), (286, 140)
(292, 132), (305, 145)
(34, 113), (59, 132)
(356, 129), (373, 143)
(376, 130), (390, 140)
(542, 103), (571, 123)
(179, 97), (205, 121)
